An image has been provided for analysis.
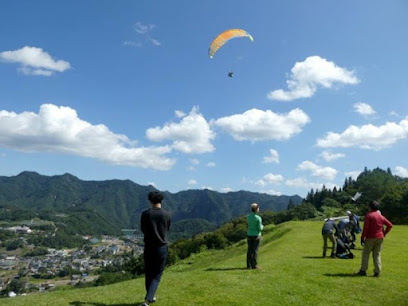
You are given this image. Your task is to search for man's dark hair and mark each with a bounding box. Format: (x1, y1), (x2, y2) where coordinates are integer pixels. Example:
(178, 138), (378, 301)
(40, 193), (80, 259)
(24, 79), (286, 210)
(369, 200), (380, 211)
(148, 191), (164, 204)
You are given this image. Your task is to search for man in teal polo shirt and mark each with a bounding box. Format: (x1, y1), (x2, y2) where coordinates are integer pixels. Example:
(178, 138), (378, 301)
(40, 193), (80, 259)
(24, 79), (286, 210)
(247, 203), (264, 269)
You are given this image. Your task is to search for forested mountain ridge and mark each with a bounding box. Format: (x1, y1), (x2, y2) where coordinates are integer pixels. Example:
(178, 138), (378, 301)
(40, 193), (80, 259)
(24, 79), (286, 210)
(303, 167), (408, 224)
(0, 171), (302, 237)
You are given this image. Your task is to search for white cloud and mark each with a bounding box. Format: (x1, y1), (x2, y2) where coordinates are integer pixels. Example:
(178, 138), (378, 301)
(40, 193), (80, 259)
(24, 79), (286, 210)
(148, 182), (157, 188)
(0, 46), (70, 76)
(353, 102), (376, 116)
(133, 22), (155, 34)
(297, 161), (337, 180)
(319, 150), (345, 162)
(0, 104), (174, 170)
(207, 162), (216, 167)
(344, 171), (361, 180)
(262, 189), (282, 196)
(285, 177), (338, 190)
(188, 179), (197, 185)
(395, 166), (408, 178)
(189, 158), (199, 165)
(263, 149), (279, 164)
(131, 21), (161, 47)
(175, 110), (186, 118)
(213, 108), (310, 141)
(149, 38), (161, 46)
(123, 41), (142, 48)
(255, 173), (284, 187)
(146, 106), (215, 154)
(389, 111), (399, 117)
(201, 185), (213, 190)
(316, 117), (408, 150)
(267, 56), (359, 101)
(220, 187), (233, 193)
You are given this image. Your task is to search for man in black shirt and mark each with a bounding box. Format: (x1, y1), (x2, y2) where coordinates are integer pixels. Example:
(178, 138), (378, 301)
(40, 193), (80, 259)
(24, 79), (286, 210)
(141, 191), (171, 306)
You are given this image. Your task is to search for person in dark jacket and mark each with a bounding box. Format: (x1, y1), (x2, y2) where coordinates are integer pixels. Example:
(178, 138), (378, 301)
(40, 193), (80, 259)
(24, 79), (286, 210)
(141, 191), (171, 306)
(321, 218), (338, 258)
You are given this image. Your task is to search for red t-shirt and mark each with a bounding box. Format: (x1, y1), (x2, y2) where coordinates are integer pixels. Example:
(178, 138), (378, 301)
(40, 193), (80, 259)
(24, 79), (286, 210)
(362, 210), (393, 240)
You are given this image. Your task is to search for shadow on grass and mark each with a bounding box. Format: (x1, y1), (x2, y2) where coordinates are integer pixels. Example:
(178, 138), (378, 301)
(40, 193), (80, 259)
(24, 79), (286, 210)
(70, 302), (141, 306)
(205, 267), (249, 271)
(323, 273), (364, 278)
(302, 256), (325, 259)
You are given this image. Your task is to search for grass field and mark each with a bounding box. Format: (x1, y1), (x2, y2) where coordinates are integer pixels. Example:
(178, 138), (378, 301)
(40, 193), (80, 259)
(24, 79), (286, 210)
(2, 221), (407, 305)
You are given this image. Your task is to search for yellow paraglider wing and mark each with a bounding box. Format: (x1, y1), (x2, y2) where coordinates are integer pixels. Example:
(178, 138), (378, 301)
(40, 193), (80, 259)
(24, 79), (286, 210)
(208, 29), (254, 59)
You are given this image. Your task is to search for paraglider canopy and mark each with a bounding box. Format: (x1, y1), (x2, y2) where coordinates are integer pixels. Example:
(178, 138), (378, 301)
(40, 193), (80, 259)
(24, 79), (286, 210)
(208, 29), (254, 59)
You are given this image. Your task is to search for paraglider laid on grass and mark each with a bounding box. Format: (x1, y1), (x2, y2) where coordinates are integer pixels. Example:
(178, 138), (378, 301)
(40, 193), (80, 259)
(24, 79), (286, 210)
(209, 29), (254, 77)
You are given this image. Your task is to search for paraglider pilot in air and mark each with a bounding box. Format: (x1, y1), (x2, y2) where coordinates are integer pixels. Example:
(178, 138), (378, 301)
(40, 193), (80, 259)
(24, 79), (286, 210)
(228, 71), (234, 77)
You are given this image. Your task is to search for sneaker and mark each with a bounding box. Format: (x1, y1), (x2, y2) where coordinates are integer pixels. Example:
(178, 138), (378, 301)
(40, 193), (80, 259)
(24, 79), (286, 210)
(141, 303), (149, 306)
(253, 266), (261, 270)
(356, 270), (367, 276)
(374, 273), (380, 277)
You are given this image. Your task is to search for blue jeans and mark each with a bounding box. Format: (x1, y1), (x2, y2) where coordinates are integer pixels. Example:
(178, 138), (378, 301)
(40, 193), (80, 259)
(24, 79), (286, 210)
(247, 236), (260, 268)
(144, 245), (168, 302)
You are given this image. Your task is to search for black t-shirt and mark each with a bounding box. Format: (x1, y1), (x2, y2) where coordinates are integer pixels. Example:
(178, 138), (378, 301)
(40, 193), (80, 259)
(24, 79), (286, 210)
(141, 207), (171, 248)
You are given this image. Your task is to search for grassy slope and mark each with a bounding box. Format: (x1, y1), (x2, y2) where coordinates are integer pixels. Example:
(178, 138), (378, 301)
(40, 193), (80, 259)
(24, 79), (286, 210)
(3, 221), (408, 306)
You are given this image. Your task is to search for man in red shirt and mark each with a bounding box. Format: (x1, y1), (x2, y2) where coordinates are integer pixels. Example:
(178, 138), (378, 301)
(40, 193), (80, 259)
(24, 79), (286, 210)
(356, 200), (393, 277)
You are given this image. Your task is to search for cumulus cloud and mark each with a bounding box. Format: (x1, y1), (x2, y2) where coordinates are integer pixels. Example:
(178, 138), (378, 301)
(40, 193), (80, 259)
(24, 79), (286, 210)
(395, 166), (408, 178)
(353, 102), (376, 116)
(212, 108), (310, 141)
(220, 187), (233, 193)
(148, 182), (157, 188)
(207, 162), (216, 167)
(316, 117), (408, 150)
(263, 189), (282, 196)
(0, 104), (174, 170)
(297, 161), (337, 180)
(0, 46), (71, 76)
(319, 150), (345, 162)
(345, 171), (361, 180)
(255, 173), (284, 187)
(267, 56), (359, 101)
(188, 179), (197, 185)
(285, 177), (338, 191)
(263, 149), (279, 164)
(146, 106), (215, 154)
(190, 158), (199, 165)
(175, 110), (186, 118)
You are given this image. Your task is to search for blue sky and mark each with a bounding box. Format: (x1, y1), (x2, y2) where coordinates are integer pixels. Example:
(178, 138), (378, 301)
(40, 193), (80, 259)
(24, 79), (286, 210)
(1, 1), (408, 197)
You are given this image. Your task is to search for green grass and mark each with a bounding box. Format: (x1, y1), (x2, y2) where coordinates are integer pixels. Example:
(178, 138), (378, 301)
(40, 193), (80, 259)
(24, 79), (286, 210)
(3, 221), (407, 305)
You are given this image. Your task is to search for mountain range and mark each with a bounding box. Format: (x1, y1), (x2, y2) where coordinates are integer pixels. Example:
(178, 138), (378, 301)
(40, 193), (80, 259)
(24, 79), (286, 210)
(0, 171), (302, 238)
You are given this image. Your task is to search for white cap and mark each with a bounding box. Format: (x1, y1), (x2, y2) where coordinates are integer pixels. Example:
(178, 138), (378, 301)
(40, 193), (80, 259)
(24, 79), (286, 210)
(346, 210), (351, 215)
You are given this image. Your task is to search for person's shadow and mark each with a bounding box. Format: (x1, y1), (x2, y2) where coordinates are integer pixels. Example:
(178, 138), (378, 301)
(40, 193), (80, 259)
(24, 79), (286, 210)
(70, 302), (141, 306)
(323, 273), (363, 277)
(302, 256), (325, 259)
(206, 267), (249, 271)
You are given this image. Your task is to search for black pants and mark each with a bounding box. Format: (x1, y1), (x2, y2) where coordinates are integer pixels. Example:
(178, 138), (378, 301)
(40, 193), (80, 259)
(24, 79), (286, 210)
(247, 236), (260, 269)
(144, 245), (168, 302)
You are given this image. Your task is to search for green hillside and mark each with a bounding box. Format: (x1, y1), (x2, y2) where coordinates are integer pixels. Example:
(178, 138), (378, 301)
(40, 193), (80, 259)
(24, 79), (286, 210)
(0, 171), (302, 240)
(2, 221), (407, 305)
